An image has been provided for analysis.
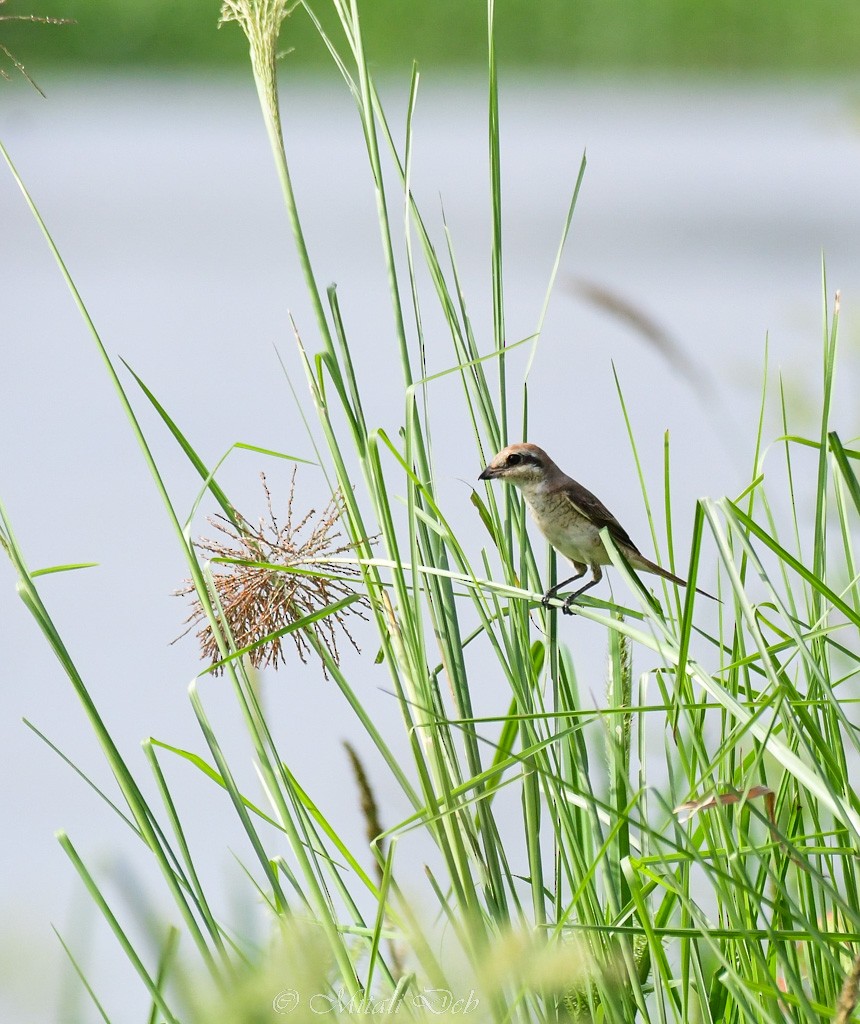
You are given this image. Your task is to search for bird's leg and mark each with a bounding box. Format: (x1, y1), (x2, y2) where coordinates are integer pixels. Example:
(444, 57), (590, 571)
(541, 563), (587, 607)
(562, 565), (603, 614)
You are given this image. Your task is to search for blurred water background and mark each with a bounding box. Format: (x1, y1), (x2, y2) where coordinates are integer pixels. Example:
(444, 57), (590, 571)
(2, 2), (860, 1021)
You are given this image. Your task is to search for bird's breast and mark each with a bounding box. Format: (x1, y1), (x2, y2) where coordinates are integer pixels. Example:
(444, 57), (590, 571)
(522, 488), (605, 565)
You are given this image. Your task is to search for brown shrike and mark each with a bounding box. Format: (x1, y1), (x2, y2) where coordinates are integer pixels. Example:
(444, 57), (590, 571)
(479, 442), (715, 612)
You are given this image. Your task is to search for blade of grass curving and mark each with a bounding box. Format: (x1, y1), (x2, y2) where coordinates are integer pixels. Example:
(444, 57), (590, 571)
(126, 357), (315, 528)
(363, 839), (397, 998)
(522, 752), (546, 929)
(778, 376), (805, 568)
(622, 865), (676, 1023)
(605, 616), (633, 913)
(403, 62), (430, 437)
(779, 435), (860, 459)
(149, 739), (288, 831)
(296, 1), (359, 102)
(746, 334), (770, 520)
(265, 856), (306, 913)
(670, 503), (709, 737)
(274, 344), (342, 498)
(484, 695), (520, 799)
(663, 431), (678, 578)
(326, 285), (366, 445)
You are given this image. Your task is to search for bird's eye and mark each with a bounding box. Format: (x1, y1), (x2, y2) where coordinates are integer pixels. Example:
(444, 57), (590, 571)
(506, 453), (522, 466)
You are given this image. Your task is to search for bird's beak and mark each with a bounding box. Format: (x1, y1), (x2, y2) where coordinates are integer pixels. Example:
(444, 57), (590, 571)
(479, 465), (498, 480)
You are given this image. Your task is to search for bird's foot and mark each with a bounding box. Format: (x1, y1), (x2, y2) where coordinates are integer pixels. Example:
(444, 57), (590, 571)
(541, 590), (579, 613)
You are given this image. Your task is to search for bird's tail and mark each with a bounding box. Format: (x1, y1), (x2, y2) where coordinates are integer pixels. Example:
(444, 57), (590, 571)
(633, 555), (719, 602)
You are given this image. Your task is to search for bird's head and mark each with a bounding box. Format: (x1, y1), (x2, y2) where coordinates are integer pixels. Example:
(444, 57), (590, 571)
(479, 443), (551, 488)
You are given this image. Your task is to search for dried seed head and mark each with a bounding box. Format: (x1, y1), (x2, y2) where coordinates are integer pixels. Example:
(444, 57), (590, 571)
(177, 470), (368, 675)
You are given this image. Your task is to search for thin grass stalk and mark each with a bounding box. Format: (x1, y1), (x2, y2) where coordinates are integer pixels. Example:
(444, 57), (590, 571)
(307, 22), (504, 872)
(142, 741), (231, 961)
(58, 832), (183, 1024)
(0, 140), (312, 983)
(53, 925), (114, 1024)
(522, 757), (546, 930)
(605, 620), (633, 912)
(289, 334), (423, 784)
(812, 279), (839, 622)
(331, 0), (412, 384)
(263, 763), (400, 995)
(369, 426), (522, 924)
(373, 587), (488, 945)
(487, 0), (506, 440)
(403, 462), (511, 921)
(610, 554), (860, 850)
(0, 500), (229, 982)
(441, 218), (503, 446)
(147, 926), (180, 1024)
(187, 680), (287, 908)
(225, 1), (335, 359)
(23, 719), (142, 837)
(188, 593), (365, 996)
(189, 563), (370, 994)
(346, 59), (523, 929)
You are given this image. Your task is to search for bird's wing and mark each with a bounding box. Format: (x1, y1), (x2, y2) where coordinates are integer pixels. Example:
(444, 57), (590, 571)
(560, 480), (642, 555)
